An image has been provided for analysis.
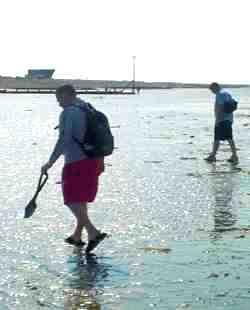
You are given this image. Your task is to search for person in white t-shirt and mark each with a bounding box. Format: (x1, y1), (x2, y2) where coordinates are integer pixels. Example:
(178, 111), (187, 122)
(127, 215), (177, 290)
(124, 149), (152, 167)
(205, 82), (239, 164)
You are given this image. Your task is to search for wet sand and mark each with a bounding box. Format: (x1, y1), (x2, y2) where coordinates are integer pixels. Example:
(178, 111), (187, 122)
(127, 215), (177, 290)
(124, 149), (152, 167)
(0, 89), (250, 309)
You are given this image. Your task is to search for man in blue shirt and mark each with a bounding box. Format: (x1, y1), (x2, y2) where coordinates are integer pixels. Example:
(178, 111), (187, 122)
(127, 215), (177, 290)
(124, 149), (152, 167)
(41, 85), (107, 253)
(205, 82), (239, 164)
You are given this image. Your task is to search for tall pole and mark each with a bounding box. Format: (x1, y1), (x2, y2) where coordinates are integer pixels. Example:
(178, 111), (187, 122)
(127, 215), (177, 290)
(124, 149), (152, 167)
(132, 56), (136, 93)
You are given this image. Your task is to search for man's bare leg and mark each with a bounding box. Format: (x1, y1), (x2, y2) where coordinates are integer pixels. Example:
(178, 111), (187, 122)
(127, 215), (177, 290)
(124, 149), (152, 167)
(67, 203), (99, 241)
(227, 139), (239, 163)
(211, 140), (220, 157)
(205, 140), (220, 162)
(228, 139), (238, 157)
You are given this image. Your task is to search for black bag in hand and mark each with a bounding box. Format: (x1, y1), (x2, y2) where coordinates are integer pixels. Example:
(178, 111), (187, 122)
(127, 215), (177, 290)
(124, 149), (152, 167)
(224, 99), (238, 113)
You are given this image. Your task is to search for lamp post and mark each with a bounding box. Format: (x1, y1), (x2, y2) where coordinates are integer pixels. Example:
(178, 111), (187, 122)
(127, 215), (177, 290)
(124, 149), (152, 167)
(132, 56), (136, 93)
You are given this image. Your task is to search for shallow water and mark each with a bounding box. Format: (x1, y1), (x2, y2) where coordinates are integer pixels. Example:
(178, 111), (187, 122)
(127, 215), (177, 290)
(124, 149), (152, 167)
(1, 89), (250, 309)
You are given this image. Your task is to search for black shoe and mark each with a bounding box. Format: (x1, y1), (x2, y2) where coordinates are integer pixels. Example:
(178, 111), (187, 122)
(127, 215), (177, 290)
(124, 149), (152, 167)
(227, 156), (239, 165)
(86, 233), (108, 254)
(65, 236), (86, 247)
(204, 155), (216, 162)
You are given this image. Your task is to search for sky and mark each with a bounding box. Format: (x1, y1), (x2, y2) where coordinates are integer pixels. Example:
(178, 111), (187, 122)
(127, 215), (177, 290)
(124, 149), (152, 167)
(0, 0), (250, 84)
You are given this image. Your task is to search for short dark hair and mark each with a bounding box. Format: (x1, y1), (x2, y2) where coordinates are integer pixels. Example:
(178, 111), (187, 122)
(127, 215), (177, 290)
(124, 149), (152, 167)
(209, 82), (220, 91)
(56, 84), (76, 97)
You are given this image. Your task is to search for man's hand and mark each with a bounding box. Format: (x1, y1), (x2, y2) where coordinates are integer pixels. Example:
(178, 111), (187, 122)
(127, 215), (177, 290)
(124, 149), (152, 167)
(41, 161), (53, 174)
(100, 157), (105, 173)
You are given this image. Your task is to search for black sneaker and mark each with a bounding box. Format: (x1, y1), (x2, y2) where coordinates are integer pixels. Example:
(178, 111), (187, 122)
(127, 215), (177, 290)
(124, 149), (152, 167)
(86, 233), (108, 254)
(204, 155), (216, 162)
(65, 236), (86, 247)
(227, 156), (239, 165)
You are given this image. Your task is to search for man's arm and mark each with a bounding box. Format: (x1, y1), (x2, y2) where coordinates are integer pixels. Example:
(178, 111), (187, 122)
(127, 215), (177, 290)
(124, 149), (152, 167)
(41, 111), (68, 173)
(48, 131), (64, 166)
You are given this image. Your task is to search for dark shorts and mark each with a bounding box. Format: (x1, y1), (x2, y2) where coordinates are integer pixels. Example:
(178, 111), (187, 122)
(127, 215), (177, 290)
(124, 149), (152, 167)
(62, 159), (103, 205)
(214, 121), (233, 141)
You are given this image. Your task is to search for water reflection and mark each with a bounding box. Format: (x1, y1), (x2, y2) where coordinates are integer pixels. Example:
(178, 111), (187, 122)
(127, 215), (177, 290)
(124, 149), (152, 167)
(209, 165), (237, 238)
(64, 249), (109, 310)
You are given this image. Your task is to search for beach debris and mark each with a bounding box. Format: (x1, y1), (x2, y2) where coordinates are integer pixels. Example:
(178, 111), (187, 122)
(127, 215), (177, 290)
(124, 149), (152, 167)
(144, 160), (163, 164)
(215, 292), (229, 297)
(180, 157), (197, 160)
(240, 227), (250, 233)
(173, 278), (184, 283)
(176, 304), (192, 309)
(148, 135), (171, 139)
(25, 281), (39, 291)
(190, 135), (195, 138)
(140, 246), (171, 254)
(37, 299), (46, 307)
(231, 255), (244, 260)
(207, 272), (219, 278)
(149, 303), (157, 307)
(232, 167), (242, 172)
(111, 125), (121, 128)
(235, 235), (245, 239)
(186, 172), (202, 178)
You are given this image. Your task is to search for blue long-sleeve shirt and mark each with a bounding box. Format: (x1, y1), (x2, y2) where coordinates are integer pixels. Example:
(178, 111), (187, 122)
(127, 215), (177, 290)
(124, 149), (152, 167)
(49, 98), (88, 165)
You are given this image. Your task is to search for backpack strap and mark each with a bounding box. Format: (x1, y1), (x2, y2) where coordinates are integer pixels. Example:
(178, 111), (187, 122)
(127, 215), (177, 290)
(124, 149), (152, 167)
(71, 103), (93, 153)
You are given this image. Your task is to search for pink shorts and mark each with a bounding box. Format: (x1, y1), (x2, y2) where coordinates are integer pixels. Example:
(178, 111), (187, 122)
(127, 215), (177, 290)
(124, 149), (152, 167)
(62, 159), (103, 205)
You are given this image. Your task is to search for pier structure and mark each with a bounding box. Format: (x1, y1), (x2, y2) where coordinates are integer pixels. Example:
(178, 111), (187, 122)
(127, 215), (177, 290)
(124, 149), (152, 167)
(0, 87), (136, 95)
(0, 77), (137, 95)
(1, 76), (245, 94)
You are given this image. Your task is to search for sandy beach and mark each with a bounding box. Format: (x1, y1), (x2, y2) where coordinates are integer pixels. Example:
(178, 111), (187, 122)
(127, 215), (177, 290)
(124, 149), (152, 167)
(1, 88), (250, 309)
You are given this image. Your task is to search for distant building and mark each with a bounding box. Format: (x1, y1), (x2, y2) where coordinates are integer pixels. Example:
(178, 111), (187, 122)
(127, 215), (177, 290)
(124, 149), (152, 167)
(26, 69), (55, 79)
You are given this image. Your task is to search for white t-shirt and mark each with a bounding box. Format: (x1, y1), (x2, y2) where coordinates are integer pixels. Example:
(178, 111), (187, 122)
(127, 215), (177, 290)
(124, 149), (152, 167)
(215, 89), (233, 123)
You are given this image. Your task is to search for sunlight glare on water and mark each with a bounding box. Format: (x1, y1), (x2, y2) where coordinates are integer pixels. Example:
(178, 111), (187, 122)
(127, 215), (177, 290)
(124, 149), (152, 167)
(1, 89), (250, 309)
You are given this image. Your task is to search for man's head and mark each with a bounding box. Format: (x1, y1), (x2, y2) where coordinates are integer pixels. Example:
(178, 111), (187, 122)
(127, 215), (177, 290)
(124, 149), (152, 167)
(56, 84), (76, 108)
(209, 82), (221, 94)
